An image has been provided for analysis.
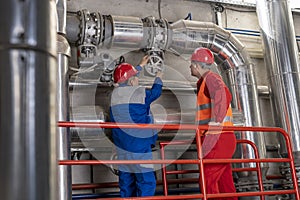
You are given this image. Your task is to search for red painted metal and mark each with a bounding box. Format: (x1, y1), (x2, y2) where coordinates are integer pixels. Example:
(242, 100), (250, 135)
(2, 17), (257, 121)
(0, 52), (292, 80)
(91, 190), (296, 200)
(159, 139), (265, 199)
(266, 175), (284, 180)
(165, 170), (199, 175)
(72, 178), (199, 190)
(236, 139), (264, 200)
(58, 157), (292, 165)
(159, 140), (168, 196)
(57, 121), (300, 200)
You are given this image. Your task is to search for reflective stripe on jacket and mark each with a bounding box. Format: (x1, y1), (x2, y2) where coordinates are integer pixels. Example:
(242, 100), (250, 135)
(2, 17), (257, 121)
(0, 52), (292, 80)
(196, 72), (233, 134)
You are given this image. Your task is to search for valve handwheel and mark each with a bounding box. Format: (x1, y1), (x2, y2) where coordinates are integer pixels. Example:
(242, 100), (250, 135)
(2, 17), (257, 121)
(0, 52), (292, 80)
(144, 50), (164, 76)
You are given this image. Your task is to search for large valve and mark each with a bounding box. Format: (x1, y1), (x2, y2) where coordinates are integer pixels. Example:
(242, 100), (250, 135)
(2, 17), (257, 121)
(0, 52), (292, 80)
(144, 49), (165, 76)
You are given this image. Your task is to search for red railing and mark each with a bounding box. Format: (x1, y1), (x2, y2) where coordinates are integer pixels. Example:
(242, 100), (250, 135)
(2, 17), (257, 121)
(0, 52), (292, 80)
(58, 121), (300, 200)
(159, 139), (265, 199)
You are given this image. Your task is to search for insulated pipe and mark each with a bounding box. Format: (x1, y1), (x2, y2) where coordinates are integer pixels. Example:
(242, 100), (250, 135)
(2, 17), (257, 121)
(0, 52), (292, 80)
(168, 20), (266, 175)
(0, 1), (57, 200)
(56, 1), (72, 200)
(66, 12), (81, 45)
(110, 16), (145, 49)
(256, 0), (300, 156)
(56, 0), (67, 34)
(56, 34), (71, 200)
(66, 11), (163, 48)
(65, 11), (266, 177)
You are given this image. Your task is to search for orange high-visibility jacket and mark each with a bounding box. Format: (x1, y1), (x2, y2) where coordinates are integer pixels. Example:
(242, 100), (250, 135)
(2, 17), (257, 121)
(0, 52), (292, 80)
(196, 72), (233, 134)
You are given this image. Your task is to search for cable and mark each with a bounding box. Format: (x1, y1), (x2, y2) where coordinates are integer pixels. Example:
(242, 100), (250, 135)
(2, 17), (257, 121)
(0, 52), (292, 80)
(158, 0), (162, 19)
(225, 6), (256, 13)
(225, 28), (300, 41)
(230, 31), (260, 37)
(184, 13), (192, 20)
(225, 28), (260, 34)
(72, 63), (98, 76)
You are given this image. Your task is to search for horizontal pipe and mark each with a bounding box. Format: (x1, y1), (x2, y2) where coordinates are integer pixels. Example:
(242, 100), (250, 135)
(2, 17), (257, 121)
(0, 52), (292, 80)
(91, 190), (297, 200)
(57, 121), (289, 134)
(72, 171), (277, 190)
(72, 193), (118, 199)
(59, 158), (292, 165)
(164, 167), (258, 174)
(166, 170), (198, 175)
(232, 167), (257, 172)
(72, 178), (199, 190)
(266, 175), (284, 180)
(72, 187), (200, 199)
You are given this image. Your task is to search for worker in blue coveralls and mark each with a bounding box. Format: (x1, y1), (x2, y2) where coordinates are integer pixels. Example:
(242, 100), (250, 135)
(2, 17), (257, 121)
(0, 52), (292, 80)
(109, 55), (163, 197)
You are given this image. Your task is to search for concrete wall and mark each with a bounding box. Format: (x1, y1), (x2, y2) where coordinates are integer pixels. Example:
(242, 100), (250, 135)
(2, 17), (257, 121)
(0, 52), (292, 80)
(67, 0), (214, 22)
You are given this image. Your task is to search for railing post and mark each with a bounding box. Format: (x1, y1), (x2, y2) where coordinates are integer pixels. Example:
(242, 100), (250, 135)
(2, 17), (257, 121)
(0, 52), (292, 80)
(57, 121), (300, 200)
(280, 129), (300, 200)
(195, 128), (207, 200)
(160, 142), (168, 196)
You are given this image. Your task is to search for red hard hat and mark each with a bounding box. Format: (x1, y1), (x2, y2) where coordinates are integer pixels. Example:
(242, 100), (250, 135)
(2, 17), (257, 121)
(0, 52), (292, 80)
(113, 63), (138, 83)
(190, 48), (214, 64)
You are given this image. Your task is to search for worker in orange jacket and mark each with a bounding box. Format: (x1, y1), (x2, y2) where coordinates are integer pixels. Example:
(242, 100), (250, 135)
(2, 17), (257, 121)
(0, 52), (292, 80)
(189, 47), (237, 200)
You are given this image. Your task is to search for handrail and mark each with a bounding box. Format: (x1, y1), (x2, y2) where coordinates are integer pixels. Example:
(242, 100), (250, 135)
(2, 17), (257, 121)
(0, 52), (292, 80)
(72, 178), (199, 190)
(58, 121), (300, 200)
(160, 140), (193, 196)
(235, 139), (264, 198)
(159, 139), (265, 199)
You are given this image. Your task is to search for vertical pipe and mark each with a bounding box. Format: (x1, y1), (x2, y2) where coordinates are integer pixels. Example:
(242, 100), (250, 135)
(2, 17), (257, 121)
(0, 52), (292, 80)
(56, 1), (72, 200)
(0, 0), (57, 200)
(56, 34), (71, 200)
(169, 20), (267, 177)
(56, 0), (67, 34)
(256, 0), (300, 155)
(232, 62), (266, 170)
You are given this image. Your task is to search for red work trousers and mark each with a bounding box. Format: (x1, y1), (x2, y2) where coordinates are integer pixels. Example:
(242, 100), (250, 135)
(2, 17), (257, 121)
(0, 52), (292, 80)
(201, 132), (238, 200)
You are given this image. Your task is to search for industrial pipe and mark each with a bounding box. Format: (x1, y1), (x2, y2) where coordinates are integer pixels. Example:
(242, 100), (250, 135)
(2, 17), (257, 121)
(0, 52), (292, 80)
(56, 34), (72, 200)
(0, 0), (57, 200)
(56, 1), (72, 200)
(167, 21), (266, 178)
(256, 0), (300, 157)
(66, 11), (267, 180)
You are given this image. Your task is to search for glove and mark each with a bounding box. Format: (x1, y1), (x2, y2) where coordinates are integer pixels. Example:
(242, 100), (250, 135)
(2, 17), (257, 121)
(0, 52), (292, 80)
(139, 55), (149, 67)
(205, 121), (222, 135)
(208, 121), (221, 126)
(155, 71), (163, 79)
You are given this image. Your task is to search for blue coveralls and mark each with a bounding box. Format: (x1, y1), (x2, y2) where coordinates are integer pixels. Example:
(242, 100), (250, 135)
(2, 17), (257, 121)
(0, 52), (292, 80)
(110, 67), (163, 197)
